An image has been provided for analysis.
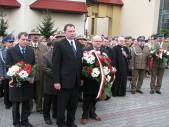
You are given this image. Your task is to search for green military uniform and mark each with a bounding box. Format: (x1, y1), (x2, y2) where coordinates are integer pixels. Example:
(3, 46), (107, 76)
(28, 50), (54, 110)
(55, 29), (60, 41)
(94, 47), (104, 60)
(130, 39), (150, 93)
(150, 40), (169, 93)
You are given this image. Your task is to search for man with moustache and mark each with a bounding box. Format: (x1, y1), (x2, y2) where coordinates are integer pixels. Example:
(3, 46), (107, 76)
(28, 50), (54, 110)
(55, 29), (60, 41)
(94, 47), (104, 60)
(150, 34), (169, 94)
(130, 36), (150, 94)
(29, 29), (48, 114)
(52, 24), (83, 127)
(6, 32), (35, 127)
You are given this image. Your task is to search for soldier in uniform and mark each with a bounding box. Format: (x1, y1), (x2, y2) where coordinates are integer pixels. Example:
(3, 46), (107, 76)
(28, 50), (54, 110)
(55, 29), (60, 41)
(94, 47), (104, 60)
(150, 34), (169, 94)
(0, 36), (14, 109)
(29, 29), (48, 113)
(130, 36), (150, 94)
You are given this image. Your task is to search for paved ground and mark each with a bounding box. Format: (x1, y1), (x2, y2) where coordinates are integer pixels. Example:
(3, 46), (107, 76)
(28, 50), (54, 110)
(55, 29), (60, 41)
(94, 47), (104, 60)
(0, 70), (169, 127)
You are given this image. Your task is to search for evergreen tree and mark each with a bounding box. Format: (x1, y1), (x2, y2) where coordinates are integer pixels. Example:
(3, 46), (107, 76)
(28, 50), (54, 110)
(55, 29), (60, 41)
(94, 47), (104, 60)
(37, 10), (57, 39)
(0, 12), (9, 37)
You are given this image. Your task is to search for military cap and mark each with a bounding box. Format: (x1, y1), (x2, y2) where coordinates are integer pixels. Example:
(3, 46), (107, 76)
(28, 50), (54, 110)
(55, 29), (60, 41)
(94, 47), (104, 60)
(137, 36), (145, 41)
(76, 35), (87, 40)
(156, 34), (164, 38)
(29, 29), (41, 35)
(2, 36), (14, 43)
(55, 31), (65, 38)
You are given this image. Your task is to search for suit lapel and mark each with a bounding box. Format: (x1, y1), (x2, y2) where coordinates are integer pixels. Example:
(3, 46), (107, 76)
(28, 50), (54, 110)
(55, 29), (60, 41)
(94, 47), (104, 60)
(14, 44), (24, 58)
(63, 39), (76, 58)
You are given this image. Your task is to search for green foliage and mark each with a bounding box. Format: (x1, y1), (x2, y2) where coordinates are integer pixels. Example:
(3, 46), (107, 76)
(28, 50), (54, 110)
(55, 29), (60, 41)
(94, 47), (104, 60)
(104, 83), (112, 97)
(37, 10), (57, 39)
(148, 48), (169, 66)
(0, 12), (9, 36)
(160, 29), (169, 37)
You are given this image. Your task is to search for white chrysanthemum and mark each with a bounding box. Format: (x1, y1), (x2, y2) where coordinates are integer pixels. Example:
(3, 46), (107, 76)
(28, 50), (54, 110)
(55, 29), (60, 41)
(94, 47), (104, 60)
(102, 53), (108, 58)
(7, 65), (20, 76)
(167, 51), (169, 56)
(85, 55), (95, 64)
(103, 66), (110, 75)
(150, 50), (155, 54)
(106, 75), (111, 82)
(91, 68), (100, 77)
(18, 70), (29, 79)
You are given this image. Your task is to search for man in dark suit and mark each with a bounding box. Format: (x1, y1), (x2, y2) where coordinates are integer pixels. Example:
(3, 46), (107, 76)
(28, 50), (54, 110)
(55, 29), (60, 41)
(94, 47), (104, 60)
(81, 35), (109, 125)
(6, 32), (35, 127)
(52, 24), (83, 127)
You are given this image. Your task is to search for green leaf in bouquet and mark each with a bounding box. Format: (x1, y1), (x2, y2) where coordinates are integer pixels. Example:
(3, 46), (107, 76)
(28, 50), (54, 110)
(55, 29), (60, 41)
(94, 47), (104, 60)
(104, 83), (112, 97)
(29, 64), (40, 77)
(162, 57), (168, 65)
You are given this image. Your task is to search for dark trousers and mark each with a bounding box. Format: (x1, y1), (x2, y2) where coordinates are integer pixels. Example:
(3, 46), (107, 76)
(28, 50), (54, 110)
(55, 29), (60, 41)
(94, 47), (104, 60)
(43, 94), (57, 120)
(12, 100), (30, 125)
(82, 93), (98, 119)
(29, 81), (43, 112)
(2, 79), (12, 106)
(0, 81), (3, 97)
(57, 87), (79, 127)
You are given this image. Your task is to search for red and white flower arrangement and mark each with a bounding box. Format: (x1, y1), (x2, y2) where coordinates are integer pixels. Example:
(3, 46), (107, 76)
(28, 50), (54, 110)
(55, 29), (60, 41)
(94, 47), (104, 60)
(149, 48), (169, 69)
(82, 50), (116, 99)
(7, 61), (39, 87)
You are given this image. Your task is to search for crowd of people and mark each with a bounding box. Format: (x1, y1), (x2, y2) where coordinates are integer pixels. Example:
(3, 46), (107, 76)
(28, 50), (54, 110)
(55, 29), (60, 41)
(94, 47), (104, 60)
(0, 23), (169, 127)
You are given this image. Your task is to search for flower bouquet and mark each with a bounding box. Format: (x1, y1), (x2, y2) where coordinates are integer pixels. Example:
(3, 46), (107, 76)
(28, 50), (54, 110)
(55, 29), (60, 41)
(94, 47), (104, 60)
(82, 50), (116, 99)
(148, 48), (169, 69)
(7, 61), (39, 87)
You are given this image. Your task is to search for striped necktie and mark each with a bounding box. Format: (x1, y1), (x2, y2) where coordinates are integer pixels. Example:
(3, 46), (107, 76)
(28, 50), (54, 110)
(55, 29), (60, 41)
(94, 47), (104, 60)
(70, 41), (76, 57)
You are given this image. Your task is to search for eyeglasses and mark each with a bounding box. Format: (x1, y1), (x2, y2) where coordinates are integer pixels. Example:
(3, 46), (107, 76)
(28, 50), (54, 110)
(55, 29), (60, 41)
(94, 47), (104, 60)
(8, 41), (14, 43)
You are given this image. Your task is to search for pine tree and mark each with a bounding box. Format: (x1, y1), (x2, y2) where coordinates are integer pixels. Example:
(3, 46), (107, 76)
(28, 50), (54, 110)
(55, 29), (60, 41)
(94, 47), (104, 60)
(37, 10), (57, 39)
(0, 12), (9, 37)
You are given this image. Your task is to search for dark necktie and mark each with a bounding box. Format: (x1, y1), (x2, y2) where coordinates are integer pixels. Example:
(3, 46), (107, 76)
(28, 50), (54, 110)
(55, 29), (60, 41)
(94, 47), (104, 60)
(70, 41), (76, 57)
(140, 46), (144, 50)
(21, 48), (25, 54)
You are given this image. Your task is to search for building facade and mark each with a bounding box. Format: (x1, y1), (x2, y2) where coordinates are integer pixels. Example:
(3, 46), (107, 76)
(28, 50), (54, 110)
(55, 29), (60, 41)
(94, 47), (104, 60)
(0, 0), (87, 37)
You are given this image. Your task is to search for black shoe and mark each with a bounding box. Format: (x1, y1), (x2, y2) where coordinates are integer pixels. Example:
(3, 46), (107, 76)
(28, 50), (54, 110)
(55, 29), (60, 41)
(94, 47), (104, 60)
(45, 119), (52, 125)
(21, 121), (33, 127)
(150, 90), (154, 94)
(156, 90), (161, 94)
(131, 90), (135, 94)
(105, 96), (110, 100)
(52, 115), (57, 119)
(14, 123), (22, 127)
(37, 109), (43, 114)
(78, 97), (83, 102)
(66, 123), (77, 127)
(136, 90), (143, 94)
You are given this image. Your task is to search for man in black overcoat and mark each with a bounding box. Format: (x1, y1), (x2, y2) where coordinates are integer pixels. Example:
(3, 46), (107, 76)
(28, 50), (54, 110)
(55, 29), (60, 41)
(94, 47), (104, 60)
(6, 32), (35, 127)
(52, 24), (83, 127)
(81, 35), (109, 124)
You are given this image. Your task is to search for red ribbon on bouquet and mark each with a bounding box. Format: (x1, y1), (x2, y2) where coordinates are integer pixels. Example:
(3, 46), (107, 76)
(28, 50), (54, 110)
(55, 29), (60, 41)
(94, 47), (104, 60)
(149, 56), (153, 70)
(92, 51), (106, 99)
